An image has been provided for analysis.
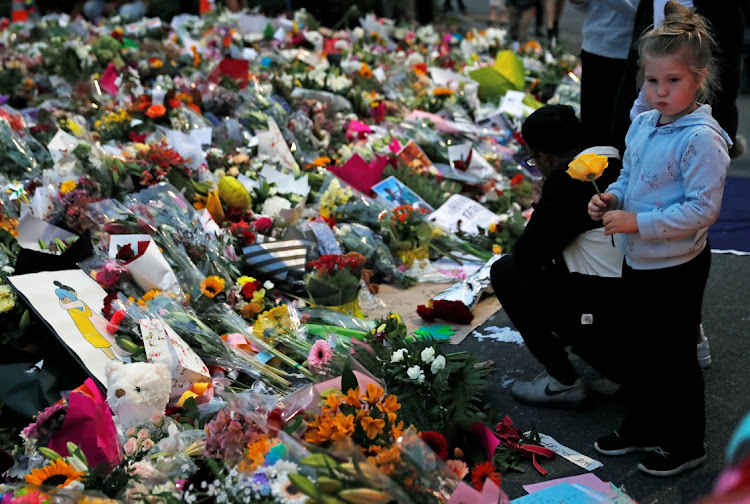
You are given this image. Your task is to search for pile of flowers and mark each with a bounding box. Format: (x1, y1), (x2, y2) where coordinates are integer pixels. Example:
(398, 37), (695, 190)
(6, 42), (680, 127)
(0, 2), (596, 502)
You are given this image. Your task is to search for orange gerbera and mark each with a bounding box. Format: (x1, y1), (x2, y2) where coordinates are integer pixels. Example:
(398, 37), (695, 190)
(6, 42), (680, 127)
(25, 458), (85, 488)
(241, 436), (276, 472)
(360, 416), (385, 439)
(145, 104), (166, 119)
(200, 276), (225, 298)
(470, 460), (502, 491)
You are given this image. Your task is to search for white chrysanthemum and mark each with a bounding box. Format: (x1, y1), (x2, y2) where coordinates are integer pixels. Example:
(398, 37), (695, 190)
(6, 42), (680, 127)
(329, 75), (353, 92)
(269, 460), (299, 478)
(261, 196), (292, 218)
(431, 355), (446, 374)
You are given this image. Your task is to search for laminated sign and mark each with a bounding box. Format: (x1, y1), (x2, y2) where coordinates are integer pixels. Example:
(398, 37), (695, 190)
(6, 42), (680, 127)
(242, 238), (313, 283)
(140, 318), (210, 399)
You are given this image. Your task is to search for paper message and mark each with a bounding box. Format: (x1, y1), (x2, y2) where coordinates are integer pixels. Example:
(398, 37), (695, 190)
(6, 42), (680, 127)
(523, 473), (616, 498)
(256, 117), (297, 172)
(8, 269), (132, 387)
(428, 194), (500, 235)
(510, 482), (611, 504)
(527, 432), (604, 471)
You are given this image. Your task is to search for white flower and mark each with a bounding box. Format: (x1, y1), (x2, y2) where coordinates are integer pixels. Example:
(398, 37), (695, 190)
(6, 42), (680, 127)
(264, 280), (275, 289)
(431, 355), (446, 374)
(406, 365), (422, 380)
(418, 374), (425, 384)
(406, 52), (425, 65)
(261, 196), (292, 218)
(421, 347), (436, 364)
(391, 348), (408, 363)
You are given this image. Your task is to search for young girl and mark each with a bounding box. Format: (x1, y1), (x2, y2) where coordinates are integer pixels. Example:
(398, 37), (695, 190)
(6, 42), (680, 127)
(587, 1), (731, 477)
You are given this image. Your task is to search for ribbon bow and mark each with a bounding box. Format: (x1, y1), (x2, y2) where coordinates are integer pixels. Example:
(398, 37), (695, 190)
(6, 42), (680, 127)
(494, 416), (556, 475)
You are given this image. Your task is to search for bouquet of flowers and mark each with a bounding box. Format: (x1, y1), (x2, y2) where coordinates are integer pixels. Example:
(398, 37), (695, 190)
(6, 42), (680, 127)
(381, 204), (433, 267)
(305, 254), (363, 317)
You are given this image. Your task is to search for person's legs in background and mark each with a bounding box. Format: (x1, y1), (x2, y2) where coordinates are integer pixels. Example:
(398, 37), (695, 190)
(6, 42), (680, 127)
(580, 50), (627, 148)
(544, 0), (565, 46)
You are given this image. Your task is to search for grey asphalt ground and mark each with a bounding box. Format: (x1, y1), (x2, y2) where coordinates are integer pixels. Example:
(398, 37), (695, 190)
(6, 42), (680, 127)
(432, 2), (750, 502)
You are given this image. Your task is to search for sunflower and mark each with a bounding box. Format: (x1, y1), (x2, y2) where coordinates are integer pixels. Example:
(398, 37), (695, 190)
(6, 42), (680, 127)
(470, 460), (502, 491)
(25, 459), (85, 488)
(200, 276), (225, 298)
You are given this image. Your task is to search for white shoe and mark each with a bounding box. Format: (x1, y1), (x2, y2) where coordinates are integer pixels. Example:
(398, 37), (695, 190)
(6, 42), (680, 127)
(510, 372), (587, 409)
(697, 327), (711, 369)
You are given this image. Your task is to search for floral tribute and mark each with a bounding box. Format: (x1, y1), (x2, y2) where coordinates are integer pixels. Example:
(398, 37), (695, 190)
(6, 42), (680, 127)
(381, 204), (433, 267)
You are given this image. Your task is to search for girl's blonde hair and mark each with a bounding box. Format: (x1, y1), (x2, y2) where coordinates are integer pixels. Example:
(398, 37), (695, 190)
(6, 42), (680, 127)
(637, 0), (718, 104)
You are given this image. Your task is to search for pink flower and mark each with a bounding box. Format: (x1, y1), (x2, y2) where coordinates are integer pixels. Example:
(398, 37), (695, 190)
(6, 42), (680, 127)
(123, 437), (141, 456)
(141, 438), (156, 452)
(137, 428), (151, 441)
(308, 339), (333, 374)
(446, 459), (469, 479)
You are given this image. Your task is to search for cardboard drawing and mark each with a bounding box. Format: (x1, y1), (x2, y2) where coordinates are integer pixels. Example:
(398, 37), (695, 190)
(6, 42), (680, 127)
(7, 269), (132, 387)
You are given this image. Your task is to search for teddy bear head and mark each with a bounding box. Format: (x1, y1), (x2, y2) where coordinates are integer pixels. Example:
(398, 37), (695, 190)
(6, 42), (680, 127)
(105, 360), (172, 430)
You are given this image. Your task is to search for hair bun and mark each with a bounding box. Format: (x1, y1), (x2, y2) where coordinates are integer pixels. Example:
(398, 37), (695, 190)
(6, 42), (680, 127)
(662, 0), (700, 32)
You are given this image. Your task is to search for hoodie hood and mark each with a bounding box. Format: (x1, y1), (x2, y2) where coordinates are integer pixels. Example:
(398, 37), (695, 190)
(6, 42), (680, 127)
(644, 104), (733, 148)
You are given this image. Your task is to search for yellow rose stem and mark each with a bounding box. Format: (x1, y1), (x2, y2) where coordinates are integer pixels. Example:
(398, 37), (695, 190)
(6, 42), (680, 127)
(588, 174), (615, 247)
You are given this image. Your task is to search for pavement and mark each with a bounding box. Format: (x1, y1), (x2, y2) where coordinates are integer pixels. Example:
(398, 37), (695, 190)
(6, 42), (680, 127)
(433, 2), (750, 502)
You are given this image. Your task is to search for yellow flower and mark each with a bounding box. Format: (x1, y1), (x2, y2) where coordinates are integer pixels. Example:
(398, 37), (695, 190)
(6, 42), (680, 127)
(78, 498), (119, 504)
(60, 180), (77, 194)
(492, 244), (502, 254)
(488, 223), (498, 233)
(25, 458), (85, 488)
(360, 416), (385, 439)
(236, 276), (256, 286)
(0, 285), (15, 313)
(200, 276), (225, 298)
(252, 305), (291, 338)
(141, 289), (161, 302)
(241, 437), (277, 472)
(61, 119), (83, 136)
(566, 153), (609, 182)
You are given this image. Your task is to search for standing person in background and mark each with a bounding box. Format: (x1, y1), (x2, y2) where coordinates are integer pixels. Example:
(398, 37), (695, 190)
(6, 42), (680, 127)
(489, 0), (505, 24)
(570, 0), (638, 147)
(442, 0), (466, 13)
(589, 1), (732, 476)
(544, 0), (566, 45)
(507, 0), (538, 41)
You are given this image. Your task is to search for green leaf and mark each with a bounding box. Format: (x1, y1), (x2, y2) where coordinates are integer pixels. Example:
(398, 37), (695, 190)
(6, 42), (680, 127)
(340, 361), (358, 394)
(300, 453), (339, 468)
(288, 473), (323, 499)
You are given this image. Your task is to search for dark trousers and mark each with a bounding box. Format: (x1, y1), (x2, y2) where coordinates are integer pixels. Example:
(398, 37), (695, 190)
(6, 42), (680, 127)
(580, 50), (627, 149)
(490, 255), (626, 384)
(618, 246), (711, 455)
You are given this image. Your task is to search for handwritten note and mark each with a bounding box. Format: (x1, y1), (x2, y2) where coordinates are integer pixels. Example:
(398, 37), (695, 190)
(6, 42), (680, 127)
(510, 482), (611, 504)
(525, 432), (604, 471)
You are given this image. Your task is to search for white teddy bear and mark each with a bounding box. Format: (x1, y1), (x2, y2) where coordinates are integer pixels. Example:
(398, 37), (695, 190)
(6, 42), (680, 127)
(105, 360), (172, 432)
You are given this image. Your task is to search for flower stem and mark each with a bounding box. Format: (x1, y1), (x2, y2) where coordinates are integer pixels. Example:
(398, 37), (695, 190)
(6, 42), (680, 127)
(588, 174), (615, 247)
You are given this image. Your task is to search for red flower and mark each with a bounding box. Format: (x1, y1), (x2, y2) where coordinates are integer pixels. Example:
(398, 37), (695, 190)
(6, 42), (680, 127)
(241, 229), (256, 245)
(115, 243), (134, 261)
(107, 310), (126, 334)
(470, 460), (501, 491)
(417, 300), (474, 325)
(146, 104), (166, 119)
(254, 216), (273, 233)
(129, 130), (147, 143)
(241, 280), (261, 300)
(511, 174), (525, 186)
(420, 431), (449, 460)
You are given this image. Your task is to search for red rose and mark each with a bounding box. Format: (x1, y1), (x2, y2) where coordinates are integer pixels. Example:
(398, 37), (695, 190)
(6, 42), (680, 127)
(254, 217), (273, 233)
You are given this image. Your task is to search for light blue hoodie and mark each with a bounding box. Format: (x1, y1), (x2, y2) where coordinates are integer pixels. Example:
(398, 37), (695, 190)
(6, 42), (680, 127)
(606, 104), (731, 269)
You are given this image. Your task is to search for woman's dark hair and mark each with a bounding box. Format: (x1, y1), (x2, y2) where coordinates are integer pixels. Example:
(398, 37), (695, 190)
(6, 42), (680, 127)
(521, 104), (585, 157)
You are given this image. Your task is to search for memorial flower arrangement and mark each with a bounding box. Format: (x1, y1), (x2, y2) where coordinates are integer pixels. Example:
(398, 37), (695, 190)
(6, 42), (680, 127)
(381, 204), (433, 267)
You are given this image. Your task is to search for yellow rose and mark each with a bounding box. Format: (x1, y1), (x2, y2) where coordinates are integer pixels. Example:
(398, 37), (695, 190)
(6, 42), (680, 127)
(492, 244), (502, 254)
(566, 153), (609, 182)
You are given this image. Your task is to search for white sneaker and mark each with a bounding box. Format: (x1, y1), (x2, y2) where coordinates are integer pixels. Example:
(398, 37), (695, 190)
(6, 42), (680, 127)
(697, 324), (711, 369)
(511, 372), (587, 409)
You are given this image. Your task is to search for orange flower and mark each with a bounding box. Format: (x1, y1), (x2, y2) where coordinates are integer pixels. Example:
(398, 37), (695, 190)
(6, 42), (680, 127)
(145, 104), (166, 119)
(243, 437), (276, 472)
(470, 460), (502, 491)
(240, 301), (263, 319)
(344, 387), (361, 407)
(359, 63), (373, 78)
(377, 394), (401, 415)
(331, 412), (355, 440)
(390, 420), (404, 439)
(200, 276), (225, 298)
(432, 87), (453, 96)
(25, 459), (85, 488)
(360, 416), (385, 439)
(362, 383), (384, 404)
(324, 394), (341, 413)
